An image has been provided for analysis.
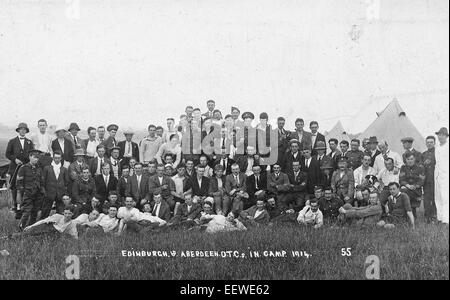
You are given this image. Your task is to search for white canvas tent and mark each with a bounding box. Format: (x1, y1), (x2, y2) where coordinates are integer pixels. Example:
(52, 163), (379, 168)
(324, 121), (351, 143)
(358, 99), (425, 154)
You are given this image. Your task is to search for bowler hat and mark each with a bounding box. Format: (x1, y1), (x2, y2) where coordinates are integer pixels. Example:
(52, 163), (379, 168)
(435, 127), (449, 137)
(74, 148), (86, 156)
(16, 123), (30, 133)
(68, 123), (80, 132)
(231, 106), (240, 113)
(314, 141), (327, 150)
(368, 136), (378, 144)
(242, 112), (255, 120)
(107, 124), (119, 132)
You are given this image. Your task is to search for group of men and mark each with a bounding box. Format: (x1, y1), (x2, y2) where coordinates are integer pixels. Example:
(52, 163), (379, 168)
(3, 99), (449, 239)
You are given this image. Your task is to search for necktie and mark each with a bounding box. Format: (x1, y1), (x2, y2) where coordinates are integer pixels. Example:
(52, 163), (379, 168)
(105, 176), (109, 186)
(235, 175), (239, 185)
(294, 172), (298, 181)
(128, 142), (132, 155)
(137, 176), (141, 190)
(222, 159), (226, 170)
(255, 176), (259, 189)
(153, 204), (158, 215)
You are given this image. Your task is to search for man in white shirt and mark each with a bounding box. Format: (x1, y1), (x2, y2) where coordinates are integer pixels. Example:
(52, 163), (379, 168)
(84, 127), (99, 161)
(162, 118), (179, 144)
(354, 154), (377, 190)
(117, 197), (142, 235)
(377, 157), (400, 205)
(373, 140), (403, 174)
(31, 119), (53, 155)
(297, 200), (323, 229)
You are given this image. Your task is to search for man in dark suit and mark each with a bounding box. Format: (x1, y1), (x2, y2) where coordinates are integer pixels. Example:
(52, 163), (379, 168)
(283, 139), (303, 173)
(150, 192), (171, 221)
(275, 117), (291, 169)
(225, 163), (249, 214)
(301, 147), (321, 196)
(185, 165), (210, 202)
(118, 130), (139, 166)
(267, 163), (291, 210)
(286, 160), (308, 211)
(364, 136), (381, 167)
(168, 193), (202, 228)
(126, 162), (150, 209)
(327, 138), (342, 170)
(310, 121), (326, 156)
(89, 144), (113, 177)
(5, 122), (34, 213)
(117, 165), (130, 204)
(246, 165), (267, 209)
(290, 118), (312, 153)
(94, 164), (118, 203)
(66, 122), (82, 153)
(102, 124), (119, 157)
(41, 151), (70, 218)
(148, 164), (176, 210)
(211, 153), (235, 176)
(51, 126), (74, 167)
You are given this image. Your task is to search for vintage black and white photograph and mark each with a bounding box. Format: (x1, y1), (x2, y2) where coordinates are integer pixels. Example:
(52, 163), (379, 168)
(0, 0), (448, 284)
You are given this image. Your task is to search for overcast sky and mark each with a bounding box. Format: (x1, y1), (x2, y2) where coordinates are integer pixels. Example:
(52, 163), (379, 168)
(0, 0), (448, 136)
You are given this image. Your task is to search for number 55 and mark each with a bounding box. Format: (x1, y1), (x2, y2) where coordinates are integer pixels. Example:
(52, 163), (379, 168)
(341, 248), (352, 256)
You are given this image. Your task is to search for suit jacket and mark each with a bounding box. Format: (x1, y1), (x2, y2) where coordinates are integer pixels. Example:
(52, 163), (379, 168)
(211, 157), (235, 176)
(126, 174), (150, 205)
(301, 157), (322, 194)
(240, 206), (270, 225)
(89, 156), (113, 177)
(246, 173), (268, 199)
(327, 149), (342, 170)
(331, 169), (355, 199)
(225, 173), (247, 195)
(173, 202), (202, 221)
(68, 161), (90, 182)
(316, 154), (333, 169)
(51, 138), (74, 165)
(148, 175), (175, 198)
(151, 200), (171, 221)
(311, 132), (326, 155)
(208, 176), (227, 196)
(290, 130), (312, 151)
(287, 170), (308, 193)
(94, 174), (118, 202)
(6, 136), (34, 174)
(365, 149), (381, 167)
(267, 172), (291, 194)
(283, 151), (303, 173)
(72, 178), (96, 204)
(118, 140), (140, 164)
(42, 164), (69, 200)
(101, 136), (118, 156)
(117, 176), (129, 200)
(186, 176), (210, 197)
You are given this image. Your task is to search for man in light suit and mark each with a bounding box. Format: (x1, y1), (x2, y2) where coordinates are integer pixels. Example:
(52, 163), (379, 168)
(225, 163), (249, 215)
(239, 198), (270, 227)
(118, 130), (139, 166)
(126, 162), (150, 210)
(94, 164), (118, 203)
(41, 151), (70, 218)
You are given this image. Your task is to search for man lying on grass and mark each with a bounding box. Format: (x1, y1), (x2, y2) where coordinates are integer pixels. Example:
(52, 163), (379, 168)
(205, 212), (247, 234)
(77, 206), (120, 236)
(3, 205), (78, 240)
(117, 197), (166, 234)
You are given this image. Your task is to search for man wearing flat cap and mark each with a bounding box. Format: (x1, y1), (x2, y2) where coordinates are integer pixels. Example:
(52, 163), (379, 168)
(118, 130), (139, 166)
(235, 111), (257, 158)
(364, 136), (381, 167)
(102, 124), (119, 157)
(401, 137), (422, 165)
(5, 122), (35, 214)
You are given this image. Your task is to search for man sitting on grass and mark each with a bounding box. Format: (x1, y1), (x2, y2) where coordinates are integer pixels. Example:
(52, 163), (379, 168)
(377, 182), (415, 229)
(117, 197), (141, 235)
(239, 198), (270, 227)
(167, 193), (202, 229)
(4, 205), (79, 239)
(318, 187), (344, 224)
(338, 191), (382, 226)
(297, 199), (323, 229)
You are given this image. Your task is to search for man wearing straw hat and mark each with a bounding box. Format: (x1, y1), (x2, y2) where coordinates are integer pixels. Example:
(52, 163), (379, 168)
(51, 125), (74, 168)
(5, 122), (34, 215)
(118, 129), (139, 166)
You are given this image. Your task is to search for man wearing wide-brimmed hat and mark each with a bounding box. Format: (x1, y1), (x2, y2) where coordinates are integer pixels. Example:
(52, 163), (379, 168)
(68, 148), (89, 186)
(5, 122), (35, 214)
(51, 125), (74, 168)
(401, 136), (423, 165)
(118, 129), (139, 166)
(67, 122), (81, 150)
(434, 127), (449, 224)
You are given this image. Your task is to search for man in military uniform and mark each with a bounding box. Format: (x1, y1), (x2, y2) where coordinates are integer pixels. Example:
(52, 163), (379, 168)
(399, 151), (425, 218)
(422, 136), (437, 223)
(401, 137), (422, 165)
(346, 139), (364, 170)
(16, 150), (45, 230)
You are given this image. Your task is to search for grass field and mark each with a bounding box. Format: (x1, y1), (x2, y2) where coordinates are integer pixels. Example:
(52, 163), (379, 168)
(0, 193), (448, 280)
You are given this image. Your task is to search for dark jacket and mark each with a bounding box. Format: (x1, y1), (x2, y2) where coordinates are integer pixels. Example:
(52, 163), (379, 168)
(51, 138), (74, 165)
(42, 164), (69, 200)
(94, 174), (118, 202)
(6, 136), (34, 174)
